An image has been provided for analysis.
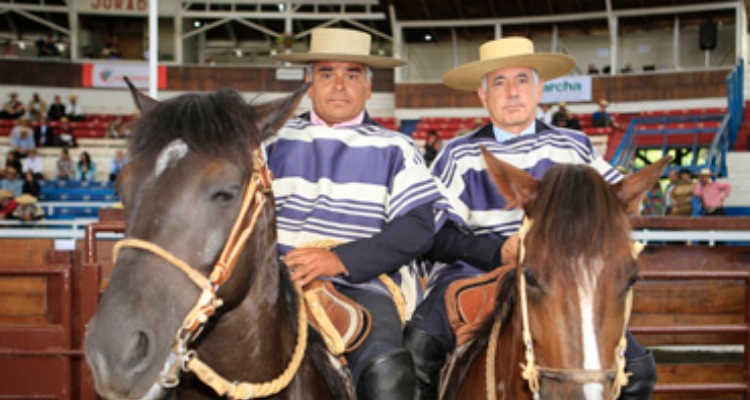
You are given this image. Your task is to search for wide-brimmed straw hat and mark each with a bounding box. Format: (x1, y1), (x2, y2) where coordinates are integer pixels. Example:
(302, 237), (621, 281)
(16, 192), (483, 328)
(600, 99), (609, 107)
(443, 37), (576, 91)
(0, 189), (13, 199)
(699, 168), (713, 176)
(274, 28), (406, 69)
(15, 194), (37, 205)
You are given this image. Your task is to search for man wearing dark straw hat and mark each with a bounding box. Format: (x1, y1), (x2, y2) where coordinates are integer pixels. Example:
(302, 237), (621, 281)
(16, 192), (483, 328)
(404, 37), (656, 400)
(267, 27), (446, 399)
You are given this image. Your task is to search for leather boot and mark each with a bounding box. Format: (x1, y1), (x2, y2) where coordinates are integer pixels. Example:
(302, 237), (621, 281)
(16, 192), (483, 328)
(355, 348), (415, 400)
(404, 325), (450, 400)
(618, 350), (657, 400)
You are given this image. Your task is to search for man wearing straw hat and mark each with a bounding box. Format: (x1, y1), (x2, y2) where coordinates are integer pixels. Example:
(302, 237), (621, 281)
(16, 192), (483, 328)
(694, 168), (731, 216)
(404, 37), (656, 400)
(268, 27), (445, 399)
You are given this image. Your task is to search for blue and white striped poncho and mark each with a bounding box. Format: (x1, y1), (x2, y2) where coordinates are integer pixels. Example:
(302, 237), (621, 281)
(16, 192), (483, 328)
(427, 121), (622, 286)
(266, 116), (446, 313)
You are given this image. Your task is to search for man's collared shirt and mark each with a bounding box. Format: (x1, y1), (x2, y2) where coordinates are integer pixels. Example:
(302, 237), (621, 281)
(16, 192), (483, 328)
(492, 121), (535, 143)
(310, 108), (365, 128)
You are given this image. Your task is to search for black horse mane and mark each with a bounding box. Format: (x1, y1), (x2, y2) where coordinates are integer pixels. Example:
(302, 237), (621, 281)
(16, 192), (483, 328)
(128, 89), (263, 169)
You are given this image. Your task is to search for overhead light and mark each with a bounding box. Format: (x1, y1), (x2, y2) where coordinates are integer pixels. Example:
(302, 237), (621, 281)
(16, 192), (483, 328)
(424, 34), (433, 42)
(278, 3), (285, 12)
(194, 20), (202, 28)
(235, 49), (243, 57)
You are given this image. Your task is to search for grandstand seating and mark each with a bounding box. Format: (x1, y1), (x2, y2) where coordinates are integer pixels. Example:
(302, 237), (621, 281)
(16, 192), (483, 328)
(38, 180), (118, 220)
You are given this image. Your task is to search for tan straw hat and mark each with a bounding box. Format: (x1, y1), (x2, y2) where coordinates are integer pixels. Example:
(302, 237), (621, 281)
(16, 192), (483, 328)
(274, 28), (406, 69)
(699, 168), (713, 176)
(0, 189), (13, 199)
(442, 37), (576, 91)
(600, 99), (609, 107)
(15, 194), (37, 205)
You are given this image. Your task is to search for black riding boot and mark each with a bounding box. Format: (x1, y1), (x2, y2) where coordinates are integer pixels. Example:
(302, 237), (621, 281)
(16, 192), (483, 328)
(618, 350), (657, 400)
(355, 348), (415, 400)
(404, 325), (450, 400)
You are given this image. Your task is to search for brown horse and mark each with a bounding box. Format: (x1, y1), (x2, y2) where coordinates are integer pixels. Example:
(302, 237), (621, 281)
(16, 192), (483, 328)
(84, 83), (349, 399)
(443, 150), (669, 400)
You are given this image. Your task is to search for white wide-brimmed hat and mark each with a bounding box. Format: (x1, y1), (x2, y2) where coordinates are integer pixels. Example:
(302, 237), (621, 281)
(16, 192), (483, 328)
(699, 168), (713, 176)
(442, 37), (576, 91)
(274, 28), (406, 69)
(15, 194), (37, 205)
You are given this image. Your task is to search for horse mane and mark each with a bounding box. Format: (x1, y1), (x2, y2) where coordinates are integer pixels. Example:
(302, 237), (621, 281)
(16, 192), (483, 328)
(128, 89), (263, 169)
(526, 164), (632, 283)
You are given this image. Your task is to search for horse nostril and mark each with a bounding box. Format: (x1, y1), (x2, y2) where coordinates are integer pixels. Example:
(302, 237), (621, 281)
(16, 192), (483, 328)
(122, 330), (151, 372)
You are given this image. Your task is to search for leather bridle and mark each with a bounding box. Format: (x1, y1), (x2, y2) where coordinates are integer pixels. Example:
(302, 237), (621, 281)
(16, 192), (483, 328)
(112, 151), (308, 400)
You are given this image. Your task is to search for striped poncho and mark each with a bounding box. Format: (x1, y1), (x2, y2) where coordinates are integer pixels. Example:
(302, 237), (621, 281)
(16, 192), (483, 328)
(266, 116), (446, 311)
(427, 121), (622, 286)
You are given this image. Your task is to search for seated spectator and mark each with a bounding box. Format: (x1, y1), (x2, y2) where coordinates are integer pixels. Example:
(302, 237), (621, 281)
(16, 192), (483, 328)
(592, 99), (620, 129)
(668, 168), (695, 216)
(66, 95), (84, 121)
(106, 116), (131, 138)
(620, 62), (634, 73)
(77, 151), (96, 181)
(12, 194), (44, 221)
(26, 93), (47, 122)
(109, 150), (128, 182)
(22, 148), (44, 180)
(34, 116), (58, 147)
(1, 92), (25, 120)
(57, 117), (77, 147)
(587, 63), (600, 74)
(0, 189), (17, 220)
(641, 181), (665, 216)
(422, 131), (441, 167)
(694, 168), (732, 216)
(9, 118), (36, 159)
(56, 147), (75, 181)
(4, 151), (22, 175)
(552, 102), (570, 126)
(22, 170), (41, 198)
(536, 103), (554, 125)
(47, 95), (66, 121)
(35, 34), (59, 58)
(0, 167), (24, 196)
(664, 169), (678, 214)
(101, 40), (121, 59)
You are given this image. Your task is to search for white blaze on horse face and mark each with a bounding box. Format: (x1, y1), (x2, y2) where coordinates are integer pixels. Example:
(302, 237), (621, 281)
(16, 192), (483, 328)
(578, 256), (605, 400)
(155, 139), (189, 178)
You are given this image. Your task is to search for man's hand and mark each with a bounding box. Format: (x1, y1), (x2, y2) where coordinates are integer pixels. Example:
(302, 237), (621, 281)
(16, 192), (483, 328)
(501, 233), (520, 266)
(284, 247), (348, 287)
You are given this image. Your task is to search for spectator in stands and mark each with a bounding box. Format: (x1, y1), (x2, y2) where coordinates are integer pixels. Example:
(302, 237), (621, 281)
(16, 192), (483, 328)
(66, 95), (84, 121)
(551, 101), (570, 126)
(12, 194), (44, 221)
(109, 150), (127, 182)
(641, 181), (665, 216)
(587, 63), (600, 74)
(592, 99), (620, 129)
(22, 148), (44, 180)
(101, 39), (121, 59)
(4, 151), (22, 175)
(1, 39), (17, 57)
(667, 168), (695, 216)
(34, 116), (58, 147)
(47, 95), (66, 121)
(0, 167), (23, 196)
(35, 34), (59, 58)
(621, 62), (634, 73)
(536, 103), (554, 125)
(664, 169), (678, 214)
(56, 117), (77, 147)
(77, 151), (96, 181)
(26, 93), (47, 122)
(1, 92), (25, 120)
(22, 170), (41, 198)
(9, 118), (35, 159)
(106, 116), (131, 138)
(0, 189), (17, 220)
(56, 147), (75, 181)
(423, 130), (441, 167)
(694, 168), (732, 216)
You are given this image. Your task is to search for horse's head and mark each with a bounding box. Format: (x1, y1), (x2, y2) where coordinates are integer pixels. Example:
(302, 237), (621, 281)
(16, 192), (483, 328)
(482, 147), (669, 400)
(85, 83), (307, 399)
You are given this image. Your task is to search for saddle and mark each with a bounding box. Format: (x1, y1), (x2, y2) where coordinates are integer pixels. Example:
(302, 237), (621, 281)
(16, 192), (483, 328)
(444, 265), (513, 346)
(304, 279), (371, 357)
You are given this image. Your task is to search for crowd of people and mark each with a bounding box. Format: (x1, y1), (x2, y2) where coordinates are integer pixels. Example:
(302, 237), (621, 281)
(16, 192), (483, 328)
(639, 167), (733, 217)
(1, 92), (86, 122)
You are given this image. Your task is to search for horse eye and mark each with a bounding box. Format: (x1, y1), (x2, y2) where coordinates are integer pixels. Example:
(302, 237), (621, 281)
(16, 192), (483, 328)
(626, 274), (640, 289)
(211, 189), (238, 203)
(524, 268), (540, 288)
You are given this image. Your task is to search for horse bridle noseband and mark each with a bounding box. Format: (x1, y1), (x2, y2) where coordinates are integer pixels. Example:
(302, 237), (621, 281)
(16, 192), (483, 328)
(112, 151), (308, 400)
(486, 218), (641, 400)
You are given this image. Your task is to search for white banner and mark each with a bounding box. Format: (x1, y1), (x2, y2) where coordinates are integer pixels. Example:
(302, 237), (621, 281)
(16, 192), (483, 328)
(83, 63), (166, 89)
(541, 76), (592, 103)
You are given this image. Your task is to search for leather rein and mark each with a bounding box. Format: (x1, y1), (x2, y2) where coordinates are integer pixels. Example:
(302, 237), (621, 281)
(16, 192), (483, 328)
(112, 151), (308, 400)
(486, 217), (640, 400)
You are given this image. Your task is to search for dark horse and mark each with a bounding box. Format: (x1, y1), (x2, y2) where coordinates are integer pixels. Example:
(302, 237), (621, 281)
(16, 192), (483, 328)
(443, 149), (669, 400)
(85, 83), (348, 399)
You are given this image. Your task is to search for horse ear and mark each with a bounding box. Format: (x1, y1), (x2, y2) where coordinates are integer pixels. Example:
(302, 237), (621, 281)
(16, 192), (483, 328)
(254, 83), (310, 141)
(480, 145), (538, 213)
(124, 77), (159, 114)
(614, 155), (672, 212)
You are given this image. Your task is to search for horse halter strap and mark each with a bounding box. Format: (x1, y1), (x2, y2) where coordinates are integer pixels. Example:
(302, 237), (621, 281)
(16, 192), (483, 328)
(112, 151), (308, 399)
(486, 217), (638, 400)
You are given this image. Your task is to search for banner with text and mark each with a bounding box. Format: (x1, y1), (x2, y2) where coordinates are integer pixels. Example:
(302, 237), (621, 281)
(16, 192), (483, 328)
(82, 63), (167, 89)
(540, 76), (592, 103)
